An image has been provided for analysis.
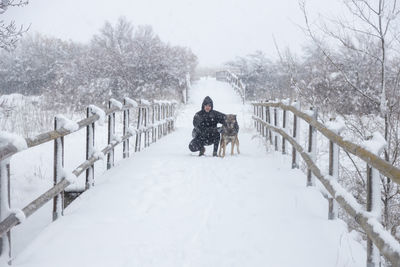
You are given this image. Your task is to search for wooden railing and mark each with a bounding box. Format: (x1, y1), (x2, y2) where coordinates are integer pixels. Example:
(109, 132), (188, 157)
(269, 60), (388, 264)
(0, 98), (177, 264)
(216, 70), (246, 103)
(252, 100), (400, 267)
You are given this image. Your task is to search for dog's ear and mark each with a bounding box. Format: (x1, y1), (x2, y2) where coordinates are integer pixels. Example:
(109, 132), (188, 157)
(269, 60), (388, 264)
(234, 115), (237, 119)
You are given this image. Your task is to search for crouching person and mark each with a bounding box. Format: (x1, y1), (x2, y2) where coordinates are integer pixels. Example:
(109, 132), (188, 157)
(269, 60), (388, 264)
(189, 96), (225, 157)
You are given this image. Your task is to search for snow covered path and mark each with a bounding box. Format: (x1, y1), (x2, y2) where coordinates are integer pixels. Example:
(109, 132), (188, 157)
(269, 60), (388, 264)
(13, 78), (365, 267)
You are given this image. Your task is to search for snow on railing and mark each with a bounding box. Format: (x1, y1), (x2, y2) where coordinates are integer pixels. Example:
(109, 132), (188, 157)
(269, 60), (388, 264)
(216, 70), (246, 104)
(0, 98), (177, 264)
(251, 100), (400, 267)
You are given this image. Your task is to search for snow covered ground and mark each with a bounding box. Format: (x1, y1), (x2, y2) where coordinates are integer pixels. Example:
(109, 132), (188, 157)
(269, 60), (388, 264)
(11, 77), (365, 267)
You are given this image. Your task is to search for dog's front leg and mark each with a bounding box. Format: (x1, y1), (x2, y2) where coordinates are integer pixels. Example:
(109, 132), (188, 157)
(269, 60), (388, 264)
(218, 138), (223, 157)
(236, 137), (240, 154)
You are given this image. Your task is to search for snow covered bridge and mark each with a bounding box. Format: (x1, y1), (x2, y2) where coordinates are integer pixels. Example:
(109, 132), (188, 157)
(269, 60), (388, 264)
(1, 76), (399, 267)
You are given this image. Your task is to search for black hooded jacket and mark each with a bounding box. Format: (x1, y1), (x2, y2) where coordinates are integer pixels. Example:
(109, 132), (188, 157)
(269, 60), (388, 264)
(192, 96), (226, 138)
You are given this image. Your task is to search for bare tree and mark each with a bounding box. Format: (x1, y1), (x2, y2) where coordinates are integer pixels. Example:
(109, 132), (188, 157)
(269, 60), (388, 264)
(0, 0), (29, 50)
(300, 0), (400, 150)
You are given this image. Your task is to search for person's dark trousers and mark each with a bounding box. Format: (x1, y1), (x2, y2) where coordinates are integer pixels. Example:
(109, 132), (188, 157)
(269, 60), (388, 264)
(189, 132), (220, 153)
(189, 137), (203, 152)
(211, 133), (220, 153)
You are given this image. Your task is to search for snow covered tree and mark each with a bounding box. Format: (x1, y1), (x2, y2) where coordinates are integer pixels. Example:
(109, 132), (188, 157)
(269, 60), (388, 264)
(225, 51), (294, 101)
(0, 0), (28, 51)
(0, 16), (198, 113)
(87, 17), (197, 103)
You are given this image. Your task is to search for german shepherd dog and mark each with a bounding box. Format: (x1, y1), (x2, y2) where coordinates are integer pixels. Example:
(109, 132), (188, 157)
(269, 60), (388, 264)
(219, 114), (240, 157)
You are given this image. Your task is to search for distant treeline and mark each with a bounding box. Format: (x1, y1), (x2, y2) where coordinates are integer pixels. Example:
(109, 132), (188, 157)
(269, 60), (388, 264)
(0, 17), (198, 112)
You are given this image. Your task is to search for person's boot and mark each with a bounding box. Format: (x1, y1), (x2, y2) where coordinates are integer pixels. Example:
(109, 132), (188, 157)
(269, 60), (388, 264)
(213, 143), (219, 157)
(199, 147), (205, 156)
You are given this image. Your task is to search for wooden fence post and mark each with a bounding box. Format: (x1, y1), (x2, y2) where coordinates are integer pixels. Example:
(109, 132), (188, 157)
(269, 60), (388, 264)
(259, 106), (262, 133)
(170, 103), (175, 131)
(256, 106), (260, 133)
(147, 105), (151, 146)
(264, 104), (269, 141)
(170, 104), (173, 131)
(274, 107), (279, 151)
(169, 103), (175, 131)
(266, 104), (272, 145)
(135, 101), (142, 152)
(261, 106), (265, 137)
(254, 105), (257, 128)
(166, 104), (170, 134)
(307, 107), (317, 186)
(86, 107), (95, 190)
(143, 107), (148, 148)
(123, 99), (130, 158)
(163, 104), (167, 136)
(146, 105), (151, 146)
(157, 103), (160, 140)
(292, 101), (300, 169)
(170, 104), (173, 133)
(53, 116), (64, 221)
(0, 160), (11, 264)
(328, 118), (342, 220)
(256, 106), (259, 132)
(366, 163), (382, 266)
(167, 104), (170, 134)
(328, 138), (337, 220)
(260, 106), (263, 134)
(159, 104), (162, 137)
(151, 104), (156, 143)
(282, 109), (287, 154)
(158, 103), (162, 140)
(157, 103), (162, 139)
(160, 103), (164, 138)
(107, 100), (115, 169)
(165, 104), (168, 135)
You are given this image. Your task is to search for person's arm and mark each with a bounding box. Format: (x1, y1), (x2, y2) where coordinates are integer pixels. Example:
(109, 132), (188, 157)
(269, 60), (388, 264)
(193, 112), (202, 128)
(215, 111), (226, 125)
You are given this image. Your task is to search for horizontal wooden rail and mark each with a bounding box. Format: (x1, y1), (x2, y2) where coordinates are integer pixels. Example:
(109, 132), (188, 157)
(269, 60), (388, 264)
(252, 116), (400, 265)
(25, 114), (100, 149)
(0, 178), (70, 237)
(216, 70), (246, 103)
(0, 144), (19, 162)
(252, 102), (400, 185)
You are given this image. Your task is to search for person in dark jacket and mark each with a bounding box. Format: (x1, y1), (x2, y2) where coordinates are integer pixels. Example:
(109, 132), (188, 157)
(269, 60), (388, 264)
(189, 96), (226, 156)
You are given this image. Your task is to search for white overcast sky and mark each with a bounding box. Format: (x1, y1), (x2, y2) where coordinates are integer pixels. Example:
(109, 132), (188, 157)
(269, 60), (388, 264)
(3, 0), (345, 67)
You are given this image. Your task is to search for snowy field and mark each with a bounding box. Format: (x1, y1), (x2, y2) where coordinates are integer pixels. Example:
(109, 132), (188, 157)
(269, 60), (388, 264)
(11, 78), (365, 266)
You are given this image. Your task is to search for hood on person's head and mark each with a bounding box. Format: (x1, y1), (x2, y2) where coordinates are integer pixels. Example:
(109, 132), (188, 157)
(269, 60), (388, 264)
(201, 96), (213, 110)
